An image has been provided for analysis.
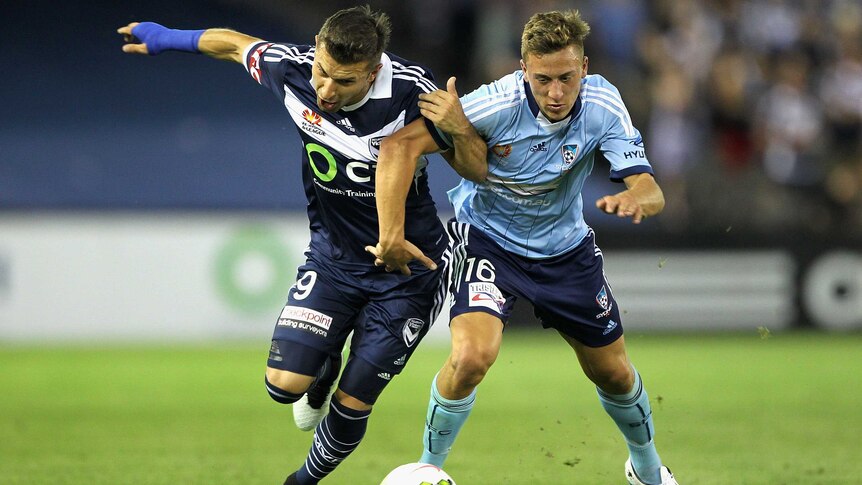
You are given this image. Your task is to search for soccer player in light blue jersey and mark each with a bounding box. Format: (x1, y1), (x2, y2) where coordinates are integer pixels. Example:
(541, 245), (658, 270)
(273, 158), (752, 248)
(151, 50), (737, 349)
(369, 10), (679, 485)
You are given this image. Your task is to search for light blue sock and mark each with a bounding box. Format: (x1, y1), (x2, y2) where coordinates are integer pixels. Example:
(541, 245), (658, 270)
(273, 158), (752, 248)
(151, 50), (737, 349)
(597, 367), (662, 485)
(419, 373), (476, 467)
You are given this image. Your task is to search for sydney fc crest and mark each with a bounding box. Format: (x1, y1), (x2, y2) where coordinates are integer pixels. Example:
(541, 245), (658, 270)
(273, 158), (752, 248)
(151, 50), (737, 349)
(596, 285), (609, 310)
(561, 144), (579, 169)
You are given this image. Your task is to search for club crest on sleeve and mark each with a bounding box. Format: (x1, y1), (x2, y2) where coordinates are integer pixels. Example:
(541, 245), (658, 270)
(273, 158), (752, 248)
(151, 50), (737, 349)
(248, 43), (271, 84)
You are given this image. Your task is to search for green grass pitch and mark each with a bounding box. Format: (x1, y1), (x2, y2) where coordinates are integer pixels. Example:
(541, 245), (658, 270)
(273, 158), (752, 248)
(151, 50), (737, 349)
(1, 331), (860, 484)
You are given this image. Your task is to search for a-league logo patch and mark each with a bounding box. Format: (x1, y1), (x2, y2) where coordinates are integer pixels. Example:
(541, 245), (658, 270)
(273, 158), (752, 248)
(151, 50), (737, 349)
(561, 144), (579, 169)
(596, 285), (609, 310)
(302, 109), (322, 126)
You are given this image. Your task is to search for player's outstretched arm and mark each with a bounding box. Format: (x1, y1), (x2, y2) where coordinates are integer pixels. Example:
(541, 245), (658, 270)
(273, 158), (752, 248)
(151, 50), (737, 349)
(118, 22), (262, 63)
(365, 120), (442, 276)
(419, 77), (488, 182)
(596, 173), (665, 224)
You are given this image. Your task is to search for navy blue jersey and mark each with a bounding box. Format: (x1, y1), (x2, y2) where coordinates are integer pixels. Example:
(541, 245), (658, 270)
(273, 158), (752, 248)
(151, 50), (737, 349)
(243, 42), (446, 269)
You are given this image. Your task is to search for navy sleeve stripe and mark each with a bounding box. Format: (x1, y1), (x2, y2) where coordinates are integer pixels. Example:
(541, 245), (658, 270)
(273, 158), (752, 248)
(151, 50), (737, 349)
(424, 117), (451, 151)
(609, 165), (654, 183)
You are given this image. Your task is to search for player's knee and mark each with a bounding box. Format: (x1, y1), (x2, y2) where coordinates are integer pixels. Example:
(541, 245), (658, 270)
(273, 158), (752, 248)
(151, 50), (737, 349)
(592, 364), (635, 395)
(449, 342), (497, 385)
(264, 367), (309, 404)
(334, 389), (373, 412)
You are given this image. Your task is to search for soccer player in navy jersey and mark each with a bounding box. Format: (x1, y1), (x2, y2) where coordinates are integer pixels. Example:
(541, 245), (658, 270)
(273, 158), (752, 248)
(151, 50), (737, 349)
(118, 6), (485, 484)
(369, 10), (679, 485)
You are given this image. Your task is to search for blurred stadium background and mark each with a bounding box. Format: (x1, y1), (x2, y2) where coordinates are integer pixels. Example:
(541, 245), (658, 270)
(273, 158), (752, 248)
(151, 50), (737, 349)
(2, 0), (861, 339)
(1, 1), (861, 484)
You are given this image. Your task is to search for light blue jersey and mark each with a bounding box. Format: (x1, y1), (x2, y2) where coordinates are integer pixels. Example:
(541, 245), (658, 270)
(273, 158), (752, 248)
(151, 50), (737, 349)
(431, 71), (653, 258)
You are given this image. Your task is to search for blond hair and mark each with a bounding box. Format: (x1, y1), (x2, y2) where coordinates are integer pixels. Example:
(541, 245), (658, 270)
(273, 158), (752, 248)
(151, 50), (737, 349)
(521, 10), (591, 59)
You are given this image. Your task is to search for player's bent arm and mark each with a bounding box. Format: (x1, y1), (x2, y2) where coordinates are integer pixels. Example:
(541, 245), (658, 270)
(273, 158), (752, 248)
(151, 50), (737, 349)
(198, 29), (263, 63)
(623, 173), (665, 216)
(440, 127), (488, 183)
(376, 120), (443, 246)
(418, 77), (488, 182)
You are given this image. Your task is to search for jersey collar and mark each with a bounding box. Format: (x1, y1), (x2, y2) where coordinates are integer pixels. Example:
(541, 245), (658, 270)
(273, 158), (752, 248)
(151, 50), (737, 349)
(341, 53), (393, 112)
(523, 76), (583, 129)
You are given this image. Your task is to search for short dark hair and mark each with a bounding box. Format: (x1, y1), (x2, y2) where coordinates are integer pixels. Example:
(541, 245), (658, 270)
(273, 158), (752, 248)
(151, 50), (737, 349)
(318, 5), (391, 66)
(521, 10), (591, 59)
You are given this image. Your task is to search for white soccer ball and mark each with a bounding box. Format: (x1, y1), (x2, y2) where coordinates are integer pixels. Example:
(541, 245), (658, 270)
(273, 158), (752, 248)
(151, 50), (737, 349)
(380, 462), (456, 485)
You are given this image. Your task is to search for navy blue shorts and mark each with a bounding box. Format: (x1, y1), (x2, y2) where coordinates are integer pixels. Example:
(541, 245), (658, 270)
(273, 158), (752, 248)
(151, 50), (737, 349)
(267, 254), (449, 403)
(446, 220), (623, 347)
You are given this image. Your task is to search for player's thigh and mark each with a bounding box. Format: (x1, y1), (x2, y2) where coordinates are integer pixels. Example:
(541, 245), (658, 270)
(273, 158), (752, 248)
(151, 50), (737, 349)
(449, 311), (504, 366)
(338, 268), (445, 405)
(267, 261), (361, 377)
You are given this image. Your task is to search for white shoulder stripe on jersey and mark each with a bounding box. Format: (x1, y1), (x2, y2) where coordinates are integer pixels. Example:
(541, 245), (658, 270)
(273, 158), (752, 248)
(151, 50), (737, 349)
(392, 75), (435, 94)
(262, 43), (313, 65)
(393, 76), (434, 94)
(461, 89), (522, 112)
(390, 64), (436, 91)
(392, 61), (426, 76)
(391, 72), (437, 94)
(261, 43), (294, 57)
(582, 96), (635, 137)
(467, 100), (521, 124)
(264, 52), (312, 65)
(392, 61), (432, 81)
(583, 84), (626, 103)
(582, 85), (630, 114)
(582, 85), (634, 135)
(392, 61), (433, 84)
(581, 86), (632, 124)
(463, 92), (521, 119)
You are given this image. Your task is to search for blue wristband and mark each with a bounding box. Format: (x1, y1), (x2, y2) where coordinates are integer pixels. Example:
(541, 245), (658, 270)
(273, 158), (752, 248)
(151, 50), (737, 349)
(131, 22), (205, 55)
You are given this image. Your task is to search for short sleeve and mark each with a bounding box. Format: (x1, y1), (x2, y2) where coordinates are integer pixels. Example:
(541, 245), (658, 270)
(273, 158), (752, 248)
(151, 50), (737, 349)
(243, 42), (314, 102)
(584, 79), (654, 182)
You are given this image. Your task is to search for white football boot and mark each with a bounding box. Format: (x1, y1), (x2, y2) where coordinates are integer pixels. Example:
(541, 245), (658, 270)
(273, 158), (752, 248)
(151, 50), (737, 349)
(625, 458), (679, 485)
(292, 353), (341, 432)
